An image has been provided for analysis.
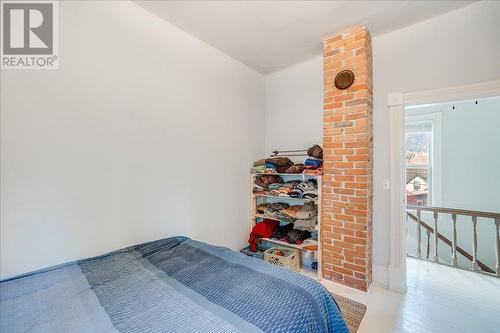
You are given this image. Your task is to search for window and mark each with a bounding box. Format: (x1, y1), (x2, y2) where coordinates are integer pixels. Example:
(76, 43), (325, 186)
(405, 122), (432, 206)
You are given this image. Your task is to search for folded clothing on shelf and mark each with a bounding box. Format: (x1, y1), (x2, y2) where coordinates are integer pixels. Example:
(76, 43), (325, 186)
(268, 190), (288, 197)
(256, 203), (267, 214)
(254, 202), (318, 245)
(283, 180), (301, 188)
(264, 202), (294, 222)
(253, 188), (266, 196)
(268, 183), (282, 191)
(264, 203), (313, 218)
(253, 174), (319, 245)
(278, 187), (292, 195)
(284, 164), (305, 174)
(294, 202), (317, 220)
(293, 215), (318, 232)
(289, 180), (318, 199)
(287, 229), (312, 245)
(256, 202), (317, 224)
(252, 157), (294, 173)
(271, 222), (294, 239)
(254, 177), (318, 200)
(255, 175), (283, 189)
(265, 209), (295, 222)
(266, 202), (290, 211)
(250, 165), (266, 173)
(265, 157), (294, 168)
(251, 145), (324, 175)
(282, 205), (301, 218)
(303, 168), (323, 175)
(265, 162), (277, 169)
(304, 158), (323, 169)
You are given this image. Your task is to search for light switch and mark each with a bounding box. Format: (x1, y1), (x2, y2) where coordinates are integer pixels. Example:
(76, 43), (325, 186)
(387, 92), (403, 106)
(383, 179), (390, 190)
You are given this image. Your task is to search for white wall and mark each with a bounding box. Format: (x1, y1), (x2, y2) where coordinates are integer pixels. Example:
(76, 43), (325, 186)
(0, 1), (264, 279)
(438, 97), (500, 212)
(263, 1), (500, 283)
(265, 56), (323, 155)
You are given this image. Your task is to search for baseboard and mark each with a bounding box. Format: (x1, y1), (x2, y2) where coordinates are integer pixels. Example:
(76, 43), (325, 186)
(388, 265), (407, 293)
(321, 278), (371, 295)
(320, 265), (390, 294)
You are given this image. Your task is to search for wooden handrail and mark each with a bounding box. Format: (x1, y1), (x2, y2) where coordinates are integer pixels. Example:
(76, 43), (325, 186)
(406, 212), (495, 274)
(407, 205), (500, 220)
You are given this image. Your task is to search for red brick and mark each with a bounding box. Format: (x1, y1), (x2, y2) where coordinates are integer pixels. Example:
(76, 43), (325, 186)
(322, 25), (373, 292)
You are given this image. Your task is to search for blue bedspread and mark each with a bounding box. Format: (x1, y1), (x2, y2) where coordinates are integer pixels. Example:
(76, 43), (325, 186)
(1, 237), (348, 333)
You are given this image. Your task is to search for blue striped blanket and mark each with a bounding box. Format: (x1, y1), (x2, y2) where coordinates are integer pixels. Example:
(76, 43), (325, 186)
(1, 237), (348, 333)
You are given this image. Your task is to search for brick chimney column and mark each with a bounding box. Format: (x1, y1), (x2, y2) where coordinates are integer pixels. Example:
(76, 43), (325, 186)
(322, 26), (373, 291)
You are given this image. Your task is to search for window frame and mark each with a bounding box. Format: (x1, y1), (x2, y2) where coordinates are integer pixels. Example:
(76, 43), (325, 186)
(404, 111), (442, 207)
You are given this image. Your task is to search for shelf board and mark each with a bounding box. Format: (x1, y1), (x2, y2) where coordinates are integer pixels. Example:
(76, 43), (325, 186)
(253, 194), (317, 202)
(259, 237), (318, 252)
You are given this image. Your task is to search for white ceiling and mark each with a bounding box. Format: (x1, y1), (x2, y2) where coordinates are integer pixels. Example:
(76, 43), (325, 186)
(135, 0), (475, 74)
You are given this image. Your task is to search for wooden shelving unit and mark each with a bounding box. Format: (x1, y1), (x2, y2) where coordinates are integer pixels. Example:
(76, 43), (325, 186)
(249, 172), (323, 280)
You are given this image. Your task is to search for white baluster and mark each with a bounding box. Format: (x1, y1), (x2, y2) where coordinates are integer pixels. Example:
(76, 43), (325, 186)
(495, 218), (500, 277)
(426, 229), (431, 259)
(417, 209), (422, 259)
(433, 211), (438, 263)
(472, 216), (478, 272)
(451, 214), (458, 267)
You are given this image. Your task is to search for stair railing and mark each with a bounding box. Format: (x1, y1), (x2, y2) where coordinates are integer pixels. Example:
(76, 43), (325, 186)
(406, 205), (500, 278)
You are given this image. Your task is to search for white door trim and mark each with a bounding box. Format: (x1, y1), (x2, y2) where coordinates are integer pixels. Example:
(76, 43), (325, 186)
(387, 79), (500, 293)
(388, 93), (407, 293)
(404, 79), (500, 106)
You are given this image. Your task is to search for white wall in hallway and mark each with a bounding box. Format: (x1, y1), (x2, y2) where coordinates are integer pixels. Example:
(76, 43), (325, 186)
(437, 97), (500, 213)
(405, 96), (500, 269)
(0, 1), (265, 279)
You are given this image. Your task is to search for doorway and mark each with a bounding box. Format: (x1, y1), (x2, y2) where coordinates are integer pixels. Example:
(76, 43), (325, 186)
(388, 80), (500, 292)
(404, 96), (500, 273)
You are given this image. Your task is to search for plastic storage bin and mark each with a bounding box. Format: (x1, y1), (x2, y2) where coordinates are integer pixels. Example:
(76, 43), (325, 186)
(264, 247), (300, 272)
(240, 245), (269, 260)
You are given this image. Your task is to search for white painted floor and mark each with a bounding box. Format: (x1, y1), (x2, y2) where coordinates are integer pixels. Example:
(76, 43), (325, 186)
(323, 258), (500, 333)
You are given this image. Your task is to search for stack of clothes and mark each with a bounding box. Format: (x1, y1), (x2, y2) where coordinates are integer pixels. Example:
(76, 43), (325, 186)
(250, 144), (324, 175)
(251, 157), (294, 173)
(259, 202), (294, 223)
(250, 202), (318, 248)
(253, 175), (318, 199)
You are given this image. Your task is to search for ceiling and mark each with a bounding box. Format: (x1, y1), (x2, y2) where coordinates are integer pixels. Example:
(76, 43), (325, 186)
(135, 0), (475, 74)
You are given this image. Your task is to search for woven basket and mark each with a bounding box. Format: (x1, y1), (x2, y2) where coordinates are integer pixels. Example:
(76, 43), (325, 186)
(264, 247), (300, 272)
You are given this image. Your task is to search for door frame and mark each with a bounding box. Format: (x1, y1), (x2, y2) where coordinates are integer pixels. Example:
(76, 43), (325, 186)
(388, 79), (500, 293)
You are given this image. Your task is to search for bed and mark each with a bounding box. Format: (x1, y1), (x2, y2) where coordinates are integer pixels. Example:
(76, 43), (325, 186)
(0, 236), (348, 333)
